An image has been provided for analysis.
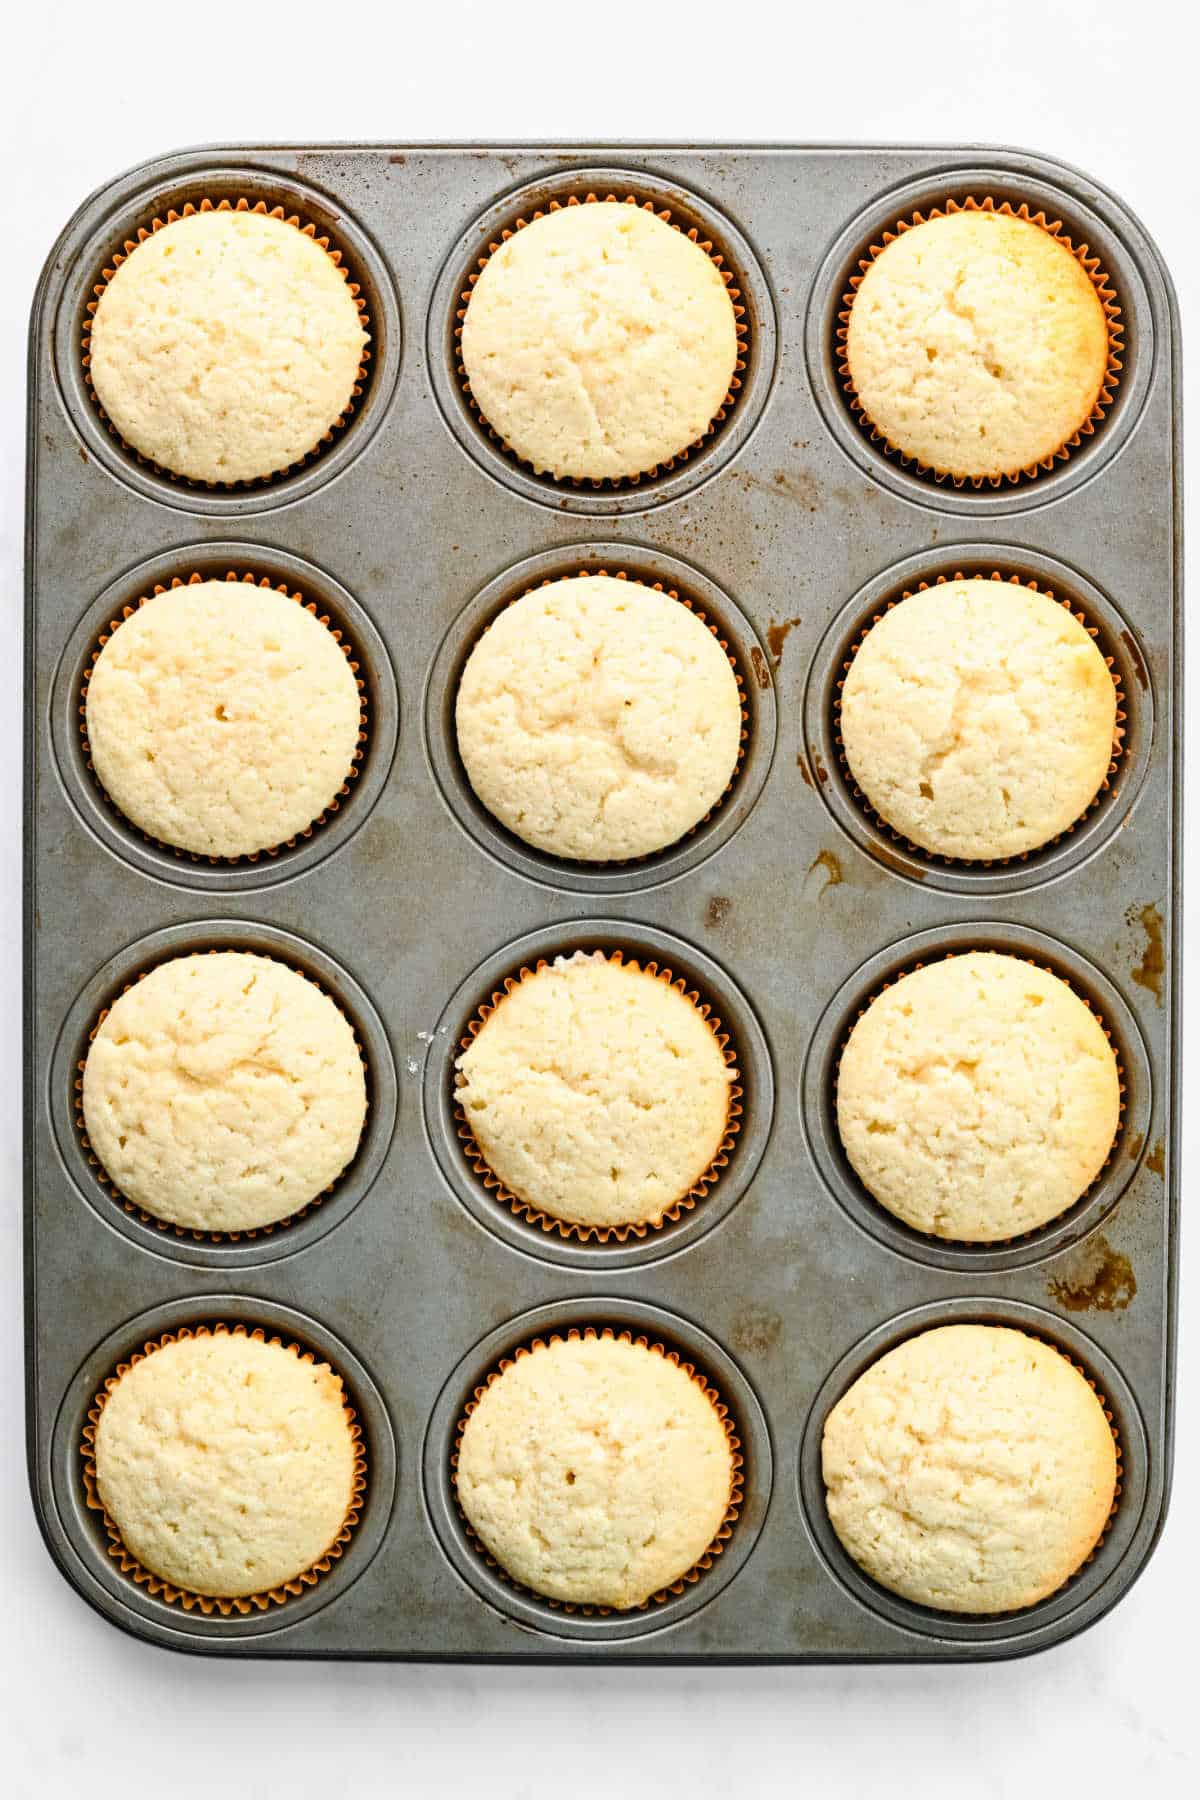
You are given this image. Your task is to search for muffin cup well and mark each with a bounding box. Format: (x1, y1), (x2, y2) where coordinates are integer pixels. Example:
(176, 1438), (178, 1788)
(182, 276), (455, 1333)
(833, 570), (1127, 868)
(74, 948), (371, 1244)
(81, 197), (372, 490)
(80, 1322), (367, 1618)
(455, 191), (749, 490)
(79, 568), (369, 866)
(817, 1320), (1124, 1619)
(454, 949), (743, 1244)
(451, 1325), (744, 1615)
(837, 195), (1123, 488)
(460, 565), (749, 866)
(833, 948), (1126, 1248)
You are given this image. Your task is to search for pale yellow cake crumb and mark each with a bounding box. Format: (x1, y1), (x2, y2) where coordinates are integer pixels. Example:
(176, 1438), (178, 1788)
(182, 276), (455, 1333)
(82, 951), (366, 1233)
(846, 210), (1109, 479)
(822, 1323), (1117, 1613)
(90, 209), (366, 482)
(86, 580), (362, 859)
(456, 576), (742, 861)
(95, 1331), (357, 1597)
(836, 952), (1120, 1241)
(456, 1334), (733, 1608)
(840, 579), (1116, 860)
(455, 953), (733, 1229)
(461, 202), (738, 480)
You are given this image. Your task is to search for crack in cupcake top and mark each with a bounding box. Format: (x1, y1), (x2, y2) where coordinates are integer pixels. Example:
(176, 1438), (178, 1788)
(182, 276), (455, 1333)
(81, 951), (367, 1234)
(460, 202), (739, 481)
(839, 579), (1118, 861)
(822, 1323), (1119, 1613)
(836, 952), (1121, 1242)
(455, 953), (734, 1230)
(455, 575), (743, 862)
(845, 209), (1110, 480)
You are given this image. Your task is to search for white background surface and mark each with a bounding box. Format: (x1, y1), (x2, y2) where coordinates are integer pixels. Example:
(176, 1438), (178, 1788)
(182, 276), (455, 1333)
(1, 2), (1195, 1793)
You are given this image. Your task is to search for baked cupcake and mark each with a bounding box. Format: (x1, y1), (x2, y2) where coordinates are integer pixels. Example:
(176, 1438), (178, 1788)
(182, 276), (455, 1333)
(455, 952), (735, 1233)
(839, 579), (1118, 860)
(460, 201), (739, 480)
(822, 1324), (1117, 1613)
(836, 952), (1120, 1241)
(85, 579), (362, 859)
(845, 209), (1110, 481)
(91, 1328), (360, 1600)
(456, 576), (743, 861)
(88, 208), (367, 483)
(81, 951), (366, 1233)
(455, 1331), (735, 1608)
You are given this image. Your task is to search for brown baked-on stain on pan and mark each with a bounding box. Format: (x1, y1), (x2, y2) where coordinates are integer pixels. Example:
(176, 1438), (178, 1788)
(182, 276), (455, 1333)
(1128, 902), (1165, 1004)
(1047, 1238), (1137, 1314)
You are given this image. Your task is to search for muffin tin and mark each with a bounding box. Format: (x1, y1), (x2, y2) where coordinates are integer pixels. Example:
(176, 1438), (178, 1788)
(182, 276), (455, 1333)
(24, 144), (1179, 1660)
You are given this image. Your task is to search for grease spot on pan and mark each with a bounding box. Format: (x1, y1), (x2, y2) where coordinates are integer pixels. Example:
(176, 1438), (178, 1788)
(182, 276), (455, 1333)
(1047, 1236), (1137, 1313)
(1128, 902), (1164, 1003)
(731, 1307), (781, 1355)
(749, 646), (770, 690)
(1120, 629), (1149, 691)
(766, 616), (802, 662)
(806, 849), (843, 895)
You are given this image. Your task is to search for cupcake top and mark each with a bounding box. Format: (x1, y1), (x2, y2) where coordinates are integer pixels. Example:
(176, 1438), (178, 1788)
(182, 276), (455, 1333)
(839, 579), (1117, 860)
(455, 952), (734, 1230)
(456, 1333), (734, 1608)
(94, 1330), (358, 1598)
(82, 951), (366, 1233)
(85, 580), (362, 859)
(88, 209), (367, 483)
(822, 1324), (1117, 1613)
(836, 952), (1120, 1241)
(460, 201), (739, 480)
(456, 576), (742, 862)
(845, 210), (1110, 480)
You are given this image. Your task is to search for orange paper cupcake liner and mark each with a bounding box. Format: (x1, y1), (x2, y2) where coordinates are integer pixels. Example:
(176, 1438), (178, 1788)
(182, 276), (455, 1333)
(834, 948), (1126, 1248)
(833, 569), (1127, 867)
(74, 947), (370, 1244)
(836, 195), (1123, 488)
(1037, 1342), (1123, 1593)
(80, 1322), (367, 1617)
(455, 949), (743, 1244)
(81, 196), (372, 489)
(456, 191), (749, 489)
(451, 1325), (744, 1615)
(79, 567), (369, 867)
(471, 565), (749, 864)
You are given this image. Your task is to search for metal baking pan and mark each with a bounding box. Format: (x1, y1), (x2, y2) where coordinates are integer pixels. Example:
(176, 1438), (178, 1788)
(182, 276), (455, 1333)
(24, 143), (1181, 1661)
